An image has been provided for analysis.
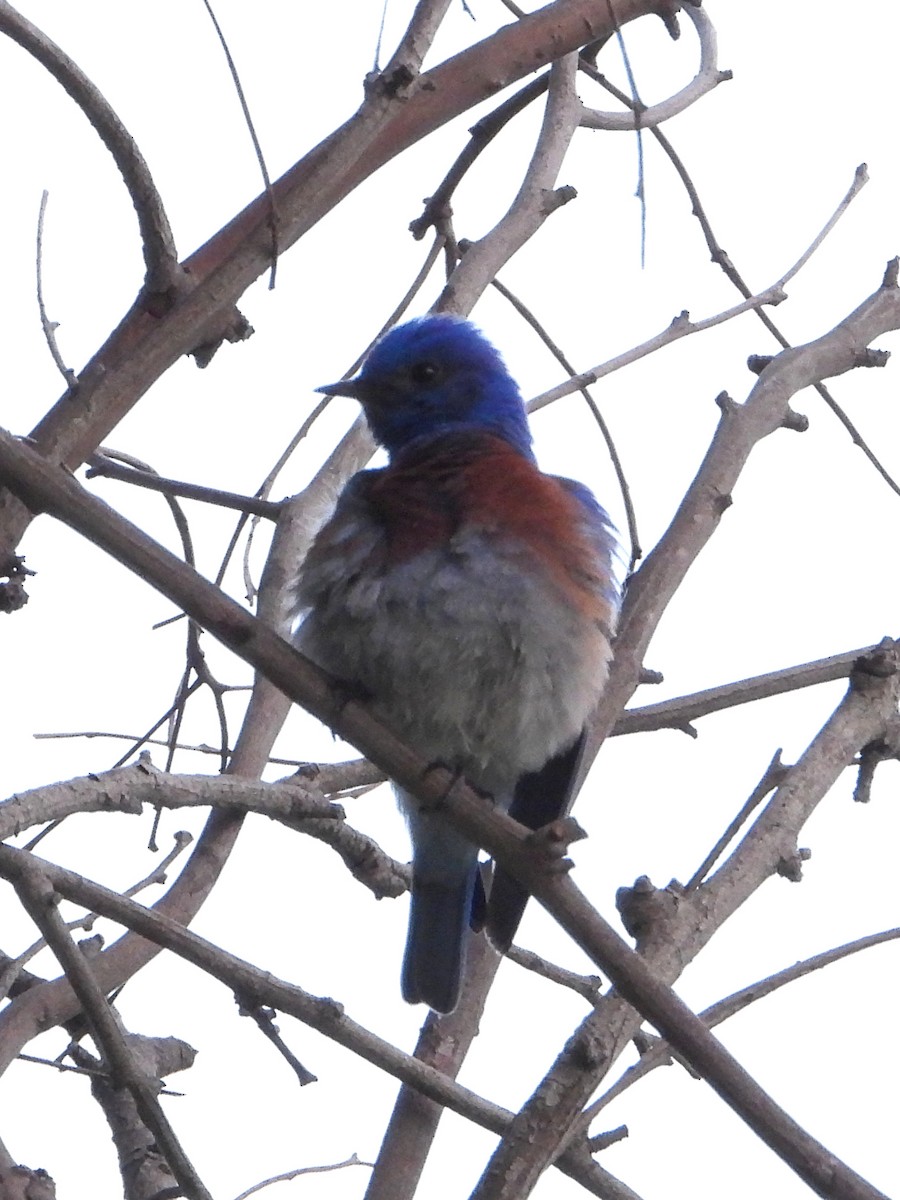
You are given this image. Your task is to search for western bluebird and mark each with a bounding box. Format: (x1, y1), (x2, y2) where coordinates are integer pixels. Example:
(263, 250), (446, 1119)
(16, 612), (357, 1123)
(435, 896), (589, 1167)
(293, 315), (618, 1013)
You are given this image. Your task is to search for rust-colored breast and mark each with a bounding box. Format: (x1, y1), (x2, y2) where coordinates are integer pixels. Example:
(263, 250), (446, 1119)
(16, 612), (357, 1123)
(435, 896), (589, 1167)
(365, 433), (612, 622)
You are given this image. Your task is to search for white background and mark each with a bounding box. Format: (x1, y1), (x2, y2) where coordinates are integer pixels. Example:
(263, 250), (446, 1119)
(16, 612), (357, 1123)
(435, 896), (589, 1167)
(1, 3), (898, 1198)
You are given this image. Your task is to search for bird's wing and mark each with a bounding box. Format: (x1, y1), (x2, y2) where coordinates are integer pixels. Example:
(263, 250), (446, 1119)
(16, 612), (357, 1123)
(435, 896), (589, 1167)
(485, 731), (586, 953)
(485, 474), (619, 953)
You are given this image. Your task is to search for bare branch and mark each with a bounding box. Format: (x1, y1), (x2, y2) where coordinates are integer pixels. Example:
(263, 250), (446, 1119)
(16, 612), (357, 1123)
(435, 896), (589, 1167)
(0, 831), (192, 1003)
(580, 263), (900, 792)
(200, 0), (278, 288)
(382, 0), (456, 79)
(239, 1003), (317, 1087)
(580, 6), (729, 131)
(0, 844), (634, 1200)
(529, 157), (873, 413)
(685, 750), (786, 890)
(616, 643), (880, 735)
(0, 1), (180, 297)
(71, 1036), (196, 1200)
(438, 51), (582, 314)
(0, 761), (405, 900)
(505, 943), (603, 1001)
(35, 191), (77, 388)
(232, 1154), (373, 1200)
(87, 454), (283, 519)
(582, 926), (900, 1124)
(468, 649), (899, 1200)
(10, 857), (212, 1200)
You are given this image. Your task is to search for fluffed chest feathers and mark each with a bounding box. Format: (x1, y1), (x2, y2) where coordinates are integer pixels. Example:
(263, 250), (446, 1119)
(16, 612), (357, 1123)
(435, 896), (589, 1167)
(295, 525), (612, 793)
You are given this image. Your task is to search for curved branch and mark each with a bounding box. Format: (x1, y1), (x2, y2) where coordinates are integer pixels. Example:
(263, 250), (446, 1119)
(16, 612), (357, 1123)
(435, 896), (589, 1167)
(0, 1), (180, 297)
(579, 6), (729, 131)
(0, 763), (339, 839)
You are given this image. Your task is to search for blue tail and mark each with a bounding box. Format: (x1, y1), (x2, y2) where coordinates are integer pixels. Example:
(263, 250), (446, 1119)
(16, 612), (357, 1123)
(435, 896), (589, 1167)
(400, 803), (478, 1013)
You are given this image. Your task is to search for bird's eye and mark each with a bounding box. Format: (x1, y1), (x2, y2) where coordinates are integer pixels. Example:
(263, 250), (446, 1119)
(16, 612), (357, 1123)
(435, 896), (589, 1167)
(409, 361), (439, 385)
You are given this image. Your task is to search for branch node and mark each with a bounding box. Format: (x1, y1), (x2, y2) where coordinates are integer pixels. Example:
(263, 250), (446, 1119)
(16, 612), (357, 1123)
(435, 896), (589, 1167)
(189, 309), (255, 369)
(853, 346), (890, 369)
(882, 256), (899, 288)
(0, 554), (34, 613)
(526, 816), (586, 872)
(781, 407), (809, 433)
(776, 847), (810, 881)
(616, 876), (681, 943)
(638, 666), (664, 685)
(852, 638), (900, 687)
(746, 354), (772, 376)
(853, 738), (895, 803)
(364, 64), (415, 99)
(543, 184), (578, 214)
(586, 1124), (629, 1153)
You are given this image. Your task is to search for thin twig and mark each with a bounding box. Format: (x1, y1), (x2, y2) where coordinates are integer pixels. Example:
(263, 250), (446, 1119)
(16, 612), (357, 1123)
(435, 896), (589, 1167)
(583, 52), (900, 498)
(490, 274), (641, 566)
(15, 1051), (184, 1096)
(238, 1002), (317, 1086)
(527, 284), (786, 413)
(505, 944), (602, 1001)
(410, 77), (550, 240)
(605, 0), (647, 266)
(87, 455), (282, 519)
(580, 926), (900, 1126)
(685, 751), (786, 891)
(30, 730), (379, 774)
(35, 191), (77, 388)
(200, 0), (278, 287)
(529, 158), (872, 413)
(232, 1155), (372, 1200)
(0, 831), (192, 1002)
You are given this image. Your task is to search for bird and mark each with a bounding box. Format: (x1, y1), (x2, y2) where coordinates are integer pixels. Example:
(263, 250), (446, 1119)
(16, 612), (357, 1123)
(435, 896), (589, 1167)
(292, 314), (619, 1013)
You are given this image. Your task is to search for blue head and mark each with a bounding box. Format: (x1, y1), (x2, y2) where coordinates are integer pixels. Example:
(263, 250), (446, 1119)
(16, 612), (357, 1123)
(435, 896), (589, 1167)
(318, 316), (534, 460)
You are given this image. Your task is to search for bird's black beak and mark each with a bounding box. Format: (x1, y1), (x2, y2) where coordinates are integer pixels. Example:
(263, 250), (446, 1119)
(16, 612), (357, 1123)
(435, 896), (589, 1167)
(316, 378), (365, 399)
